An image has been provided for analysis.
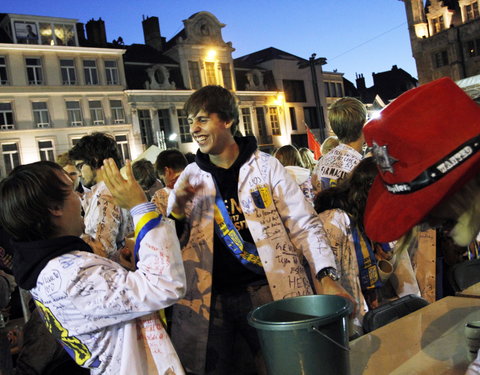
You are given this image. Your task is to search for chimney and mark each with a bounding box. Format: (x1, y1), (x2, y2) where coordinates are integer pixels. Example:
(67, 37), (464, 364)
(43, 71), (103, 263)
(356, 73), (366, 92)
(142, 15), (163, 51)
(86, 18), (107, 46)
(76, 22), (87, 45)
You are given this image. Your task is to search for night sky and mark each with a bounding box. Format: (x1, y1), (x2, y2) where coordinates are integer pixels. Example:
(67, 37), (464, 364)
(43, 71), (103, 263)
(3, 0), (416, 87)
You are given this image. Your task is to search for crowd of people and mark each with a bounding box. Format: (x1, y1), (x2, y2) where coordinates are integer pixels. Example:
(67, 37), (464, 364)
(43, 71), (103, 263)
(0, 77), (478, 374)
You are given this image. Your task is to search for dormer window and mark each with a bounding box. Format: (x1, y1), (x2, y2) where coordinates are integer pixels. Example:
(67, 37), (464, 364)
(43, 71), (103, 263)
(13, 19), (76, 46)
(432, 15), (445, 34)
(465, 2), (479, 21)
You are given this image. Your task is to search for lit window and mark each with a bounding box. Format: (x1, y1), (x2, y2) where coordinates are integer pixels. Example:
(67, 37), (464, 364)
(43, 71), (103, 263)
(432, 15), (445, 34)
(26, 58), (43, 85)
(105, 60), (119, 85)
(241, 108), (254, 136)
(60, 59), (76, 85)
(269, 107), (281, 136)
(205, 62), (216, 85)
(83, 60), (98, 85)
(465, 2), (480, 21)
(32, 102), (50, 128)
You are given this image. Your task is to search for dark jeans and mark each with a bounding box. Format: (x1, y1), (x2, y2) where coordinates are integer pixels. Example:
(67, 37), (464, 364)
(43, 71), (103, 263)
(205, 284), (272, 375)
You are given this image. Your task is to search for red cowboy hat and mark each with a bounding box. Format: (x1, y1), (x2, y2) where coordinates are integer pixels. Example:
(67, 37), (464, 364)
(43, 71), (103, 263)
(363, 77), (480, 242)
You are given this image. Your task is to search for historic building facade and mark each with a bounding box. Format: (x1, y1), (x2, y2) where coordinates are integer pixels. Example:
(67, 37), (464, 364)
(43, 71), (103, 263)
(0, 13), (138, 178)
(402, 0), (480, 84)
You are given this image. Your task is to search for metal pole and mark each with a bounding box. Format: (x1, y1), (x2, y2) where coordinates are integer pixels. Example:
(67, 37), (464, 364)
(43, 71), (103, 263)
(309, 53), (326, 143)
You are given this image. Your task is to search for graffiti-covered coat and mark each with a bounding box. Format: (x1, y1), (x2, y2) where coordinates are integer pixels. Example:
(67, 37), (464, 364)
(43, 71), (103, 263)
(168, 150), (336, 374)
(30, 204), (186, 375)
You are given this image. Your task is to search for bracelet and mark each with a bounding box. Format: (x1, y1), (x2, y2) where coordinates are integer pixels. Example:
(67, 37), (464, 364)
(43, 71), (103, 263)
(170, 210), (186, 220)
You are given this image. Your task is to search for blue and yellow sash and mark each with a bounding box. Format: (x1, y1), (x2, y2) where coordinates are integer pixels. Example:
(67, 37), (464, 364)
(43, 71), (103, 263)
(213, 184), (264, 275)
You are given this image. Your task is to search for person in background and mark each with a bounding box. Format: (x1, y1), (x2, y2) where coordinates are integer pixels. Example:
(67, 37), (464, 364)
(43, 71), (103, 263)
(184, 152), (196, 164)
(274, 144), (315, 205)
(311, 98), (366, 195)
(320, 135), (340, 157)
(69, 132), (133, 261)
(315, 157), (420, 336)
(298, 147), (317, 172)
(56, 152), (83, 194)
(152, 149), (188, 216)
(0, 160), (186, 374)
(167, 85), (353, 375)
(131, 158), (164, 201)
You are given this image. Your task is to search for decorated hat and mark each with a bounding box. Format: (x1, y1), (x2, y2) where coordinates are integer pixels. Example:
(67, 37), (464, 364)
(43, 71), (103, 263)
(363, 77), (480, 242)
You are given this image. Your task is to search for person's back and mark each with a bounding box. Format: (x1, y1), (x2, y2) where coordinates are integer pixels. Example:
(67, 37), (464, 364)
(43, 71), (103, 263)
(311, 97), (366, 194)
(0, 160), (186, 374)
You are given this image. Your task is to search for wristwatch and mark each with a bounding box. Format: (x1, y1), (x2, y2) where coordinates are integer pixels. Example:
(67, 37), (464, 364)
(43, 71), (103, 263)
(316, 267), (339, 281)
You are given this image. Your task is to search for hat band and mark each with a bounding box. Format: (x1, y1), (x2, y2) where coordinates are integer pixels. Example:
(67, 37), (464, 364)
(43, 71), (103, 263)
(385, 134), (480, 195)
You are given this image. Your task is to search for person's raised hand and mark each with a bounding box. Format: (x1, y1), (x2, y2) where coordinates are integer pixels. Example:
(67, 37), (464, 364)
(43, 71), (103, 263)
(102, 159), (147, 209)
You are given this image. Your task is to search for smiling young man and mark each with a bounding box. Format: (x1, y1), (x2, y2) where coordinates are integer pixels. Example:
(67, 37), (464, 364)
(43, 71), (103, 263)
(0, 160), (186, 374)
(167, 85), (352, 375)
(69, 132), (133, 261)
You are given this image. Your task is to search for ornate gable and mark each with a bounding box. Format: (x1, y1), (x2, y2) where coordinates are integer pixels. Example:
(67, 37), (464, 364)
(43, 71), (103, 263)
(181, 11), (226, 45)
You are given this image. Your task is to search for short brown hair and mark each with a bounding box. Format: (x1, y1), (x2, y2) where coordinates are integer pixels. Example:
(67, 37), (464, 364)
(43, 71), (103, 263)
(328, 97), (366, 143)
(273, 145), (304, 168)
(56, 152), (74, 168)
(184, 85), (239, 135)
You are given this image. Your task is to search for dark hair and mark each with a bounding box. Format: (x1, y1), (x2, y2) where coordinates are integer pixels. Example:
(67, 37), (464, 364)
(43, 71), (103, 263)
(155, 149), (188, 174)
(273, 145), (304, 167)
(184, 85), (240, 135)
(0, 161), (70, 241)
(132, 159), (157, 191)
(184, 152), (196, 164)
(314, 157), (377, 229)
(68, 132), (121, 169)
(328, 97), (366, 143)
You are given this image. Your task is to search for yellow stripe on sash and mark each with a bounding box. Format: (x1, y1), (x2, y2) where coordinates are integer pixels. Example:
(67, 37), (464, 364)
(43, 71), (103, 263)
(135, 211), (161, 237)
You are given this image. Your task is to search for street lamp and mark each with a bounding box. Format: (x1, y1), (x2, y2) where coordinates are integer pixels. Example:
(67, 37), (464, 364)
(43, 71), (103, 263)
(298, 53), (327, 142)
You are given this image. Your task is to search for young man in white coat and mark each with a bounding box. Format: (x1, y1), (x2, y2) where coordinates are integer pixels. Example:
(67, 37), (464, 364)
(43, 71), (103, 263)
(0, 160), (186, 375)
(168, 85), (353, 374)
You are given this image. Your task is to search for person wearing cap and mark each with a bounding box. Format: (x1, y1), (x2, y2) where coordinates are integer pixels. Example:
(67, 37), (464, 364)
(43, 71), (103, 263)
(360, 77), (480, 372)
(311, 97), (367, 195)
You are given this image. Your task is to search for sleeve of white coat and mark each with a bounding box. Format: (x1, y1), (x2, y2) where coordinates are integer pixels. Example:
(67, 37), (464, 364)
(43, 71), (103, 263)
(467, 351), (480, 375)
(63, 203), (186, 331)
(268, 157), (336, 275)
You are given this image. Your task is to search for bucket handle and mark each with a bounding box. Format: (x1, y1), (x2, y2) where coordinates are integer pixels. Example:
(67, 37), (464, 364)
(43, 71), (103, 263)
(311, 326), (350, 351)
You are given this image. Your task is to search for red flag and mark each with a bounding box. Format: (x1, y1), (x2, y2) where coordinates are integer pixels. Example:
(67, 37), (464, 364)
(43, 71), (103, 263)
(305, 123), (322, 160)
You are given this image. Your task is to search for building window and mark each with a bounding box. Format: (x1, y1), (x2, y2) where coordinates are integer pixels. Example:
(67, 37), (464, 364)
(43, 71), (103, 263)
(324, 82), (331, 97)
(304, 106), (320, 129)
(2, 143), (20, 175)
(38, 140), (55, 161)
(26, 58), (43, 85)
(60, 59), (76, 85)
(83, 60), (98, 85)
(177, 109), (192, 143)
(115, 135), (131, 163)
(221, 63), (232, 89)
(241, 108), (254, 136)
(14, 21), (38, 44)
(433, 50), (449, 68)
(269, 107), (281, 136)
(105, 60), (119, 85)
(110, 100), (125, 124)
(0, 103), (14, 130)
(465, 2), (480, 21)
(188, 61), (201, 89)
(66, 101), (83, 126)
(336, 83), (344, 97)
(32, 102), (50, 128)
(89, 101), (104, 125)
(289, 107), (298, 131)
(138, 110), (155, 146)
(158, 109), (175, 147)
(205, 62), (216, 85)
(39, 23), (75, 46)
(467, 39), (480, 57)
(0, 57), (8, 85)
(256, 107), (267, 138)
(282, 80), (306, 102)
(432, 15), (445, 34)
